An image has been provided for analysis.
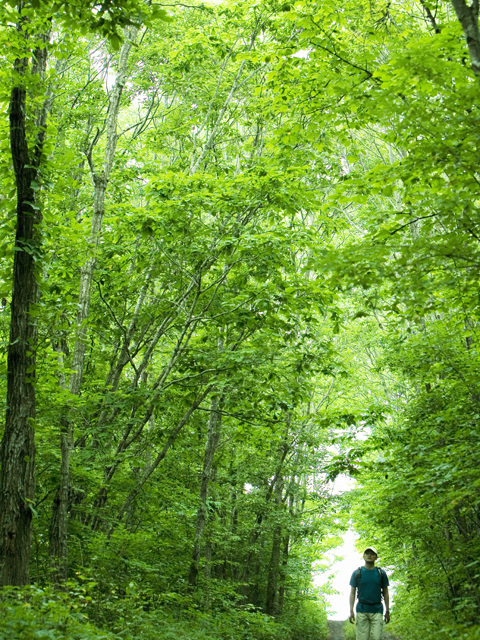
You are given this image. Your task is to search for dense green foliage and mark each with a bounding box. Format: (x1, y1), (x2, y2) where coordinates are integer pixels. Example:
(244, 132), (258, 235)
(288, 1), (480, 638)
(1, 0), (480, 637)
(0, 585), (328, 640)
(0, 0), (338, 636)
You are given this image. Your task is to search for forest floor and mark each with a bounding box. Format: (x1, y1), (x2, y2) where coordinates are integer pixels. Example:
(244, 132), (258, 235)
(327, 619), (399, 640)
(327, 621), (346, 640)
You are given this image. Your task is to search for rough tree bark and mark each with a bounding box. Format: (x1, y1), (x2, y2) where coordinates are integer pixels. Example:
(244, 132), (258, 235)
(0, 27), (50, 586)
(449, 0), (480, 76)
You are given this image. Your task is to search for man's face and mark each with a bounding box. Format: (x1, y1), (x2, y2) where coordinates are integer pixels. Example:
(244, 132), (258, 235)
(364, 550), (378, 562)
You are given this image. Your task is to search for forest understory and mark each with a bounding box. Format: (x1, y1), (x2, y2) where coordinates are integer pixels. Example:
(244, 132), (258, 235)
(1, 0), (480, 639)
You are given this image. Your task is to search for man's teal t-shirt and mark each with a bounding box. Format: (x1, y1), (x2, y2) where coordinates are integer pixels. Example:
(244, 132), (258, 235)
(349, 567), (389, 614)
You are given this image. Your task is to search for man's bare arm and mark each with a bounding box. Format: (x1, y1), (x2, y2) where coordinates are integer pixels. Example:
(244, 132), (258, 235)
(383, 587), (390, 623)
(349, 586), (356, 623)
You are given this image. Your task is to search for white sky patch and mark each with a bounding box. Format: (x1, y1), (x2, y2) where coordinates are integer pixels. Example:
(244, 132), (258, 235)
(314, 475), (359, 619)
(315, 528), (361, 620)
(291, 48), (311, 59)
(329, 472), (356, 495)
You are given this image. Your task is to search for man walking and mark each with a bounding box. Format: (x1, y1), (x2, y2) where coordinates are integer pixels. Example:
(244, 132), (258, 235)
(349, 546), (390, 640)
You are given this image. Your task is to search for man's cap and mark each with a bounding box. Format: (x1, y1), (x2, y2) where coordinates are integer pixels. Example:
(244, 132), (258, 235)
(364, 546), (378, 555)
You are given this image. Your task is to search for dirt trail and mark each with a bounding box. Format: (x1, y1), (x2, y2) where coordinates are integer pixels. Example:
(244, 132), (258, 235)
(327, 619), (399, 640)
(327, 620), (345, 640)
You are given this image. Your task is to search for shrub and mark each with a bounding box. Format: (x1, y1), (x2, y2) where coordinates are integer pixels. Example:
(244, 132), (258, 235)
(343, 619), (356, 640)
(0, 585), (114, 640)
(279, 597), (328, 640)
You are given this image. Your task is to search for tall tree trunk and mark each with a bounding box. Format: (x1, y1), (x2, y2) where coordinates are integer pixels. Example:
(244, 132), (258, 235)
(265, 478), (284, 616)
(449, 0), (480, 76)
(241, 442), (289, 588)
(229, 459), (240, 580)
(48, 25), (139, 580)
(0, 27), (50, 586)
(188, 392), (224, 588)
(277, 534), (289, 615)
(202, 465), (217, 610)
(278, 491), (294, 615)
(0, 24), (50, 586)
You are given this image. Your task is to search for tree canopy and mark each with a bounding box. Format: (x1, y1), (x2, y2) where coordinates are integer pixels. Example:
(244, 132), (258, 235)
(1, 0), (480, 639)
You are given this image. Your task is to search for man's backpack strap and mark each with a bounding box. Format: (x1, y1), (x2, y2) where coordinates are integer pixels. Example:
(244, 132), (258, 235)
(378, 567), (387, 588)
(377, 567), (387, 588)
(354, 567), (362, 586)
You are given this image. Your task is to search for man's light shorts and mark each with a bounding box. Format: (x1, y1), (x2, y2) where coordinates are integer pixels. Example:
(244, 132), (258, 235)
(355, 612), (384, 640)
